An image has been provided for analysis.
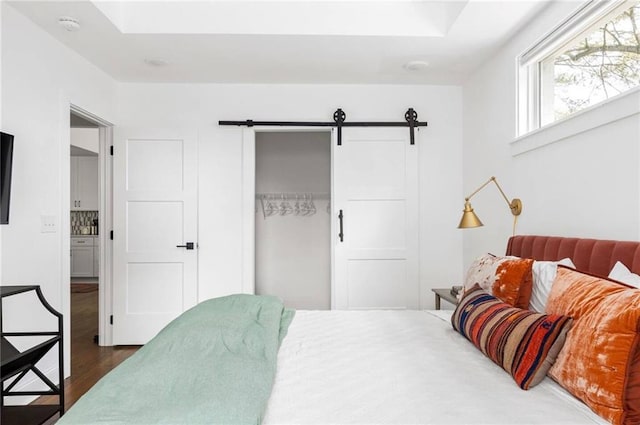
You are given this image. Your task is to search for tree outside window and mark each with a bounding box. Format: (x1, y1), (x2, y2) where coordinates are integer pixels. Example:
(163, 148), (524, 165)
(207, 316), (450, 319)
(540, 2), (640, 124)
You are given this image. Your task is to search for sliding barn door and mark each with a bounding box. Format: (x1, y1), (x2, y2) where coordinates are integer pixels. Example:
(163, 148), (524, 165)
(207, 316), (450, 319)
(333, 127), (419, 309)
(112, 128), (198, 344)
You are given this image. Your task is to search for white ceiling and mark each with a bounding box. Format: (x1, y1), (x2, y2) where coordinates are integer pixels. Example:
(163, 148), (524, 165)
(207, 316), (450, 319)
(8, 0), (550, 85)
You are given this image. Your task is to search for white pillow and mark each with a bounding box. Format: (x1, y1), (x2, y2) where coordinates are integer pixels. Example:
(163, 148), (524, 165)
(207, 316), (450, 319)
(529, 258), (575, 313)
(608, 261), (640, 288)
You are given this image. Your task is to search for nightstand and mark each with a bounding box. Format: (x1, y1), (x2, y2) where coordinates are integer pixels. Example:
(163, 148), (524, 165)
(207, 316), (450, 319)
(431, 288), (460, 310)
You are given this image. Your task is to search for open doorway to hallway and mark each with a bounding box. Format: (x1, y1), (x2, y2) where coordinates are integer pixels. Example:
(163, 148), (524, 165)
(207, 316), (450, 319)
(67, 105), (114, 348)
(69, 112), (101, 354)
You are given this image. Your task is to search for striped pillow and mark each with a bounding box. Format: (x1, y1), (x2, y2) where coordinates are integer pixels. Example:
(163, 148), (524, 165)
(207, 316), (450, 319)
(451, 285), (573, 390)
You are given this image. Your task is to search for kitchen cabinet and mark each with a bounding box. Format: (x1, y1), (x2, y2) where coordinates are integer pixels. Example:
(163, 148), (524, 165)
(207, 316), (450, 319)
(71, 237), (95, 277)
(70, 156), (98, 211)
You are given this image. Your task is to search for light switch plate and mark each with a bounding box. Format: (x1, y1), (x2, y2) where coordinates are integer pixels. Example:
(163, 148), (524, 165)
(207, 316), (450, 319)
(41, 215), (57, 233)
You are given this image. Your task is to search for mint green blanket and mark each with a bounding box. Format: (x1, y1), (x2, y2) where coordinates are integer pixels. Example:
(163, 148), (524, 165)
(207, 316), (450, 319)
(58, 294), (295, 425)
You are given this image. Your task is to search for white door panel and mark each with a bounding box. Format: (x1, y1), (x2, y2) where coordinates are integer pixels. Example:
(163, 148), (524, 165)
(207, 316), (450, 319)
(127, 139), (184, 191)
(125, 263), (185, 313)
(343, 141), (406, 196)
(126, 201), (184, 252)
(333, 127), (419, 310)
(347, 259), (409, 309)
(113, 128), (198, 344)
(346, 200), (406, 249)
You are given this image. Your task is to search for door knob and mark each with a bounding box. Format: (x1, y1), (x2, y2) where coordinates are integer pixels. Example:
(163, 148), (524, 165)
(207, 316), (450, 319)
(176, 242), (195, 250)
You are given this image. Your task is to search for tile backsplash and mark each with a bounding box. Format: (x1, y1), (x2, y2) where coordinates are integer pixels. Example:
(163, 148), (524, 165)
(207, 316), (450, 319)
(71, 211), (98, 235)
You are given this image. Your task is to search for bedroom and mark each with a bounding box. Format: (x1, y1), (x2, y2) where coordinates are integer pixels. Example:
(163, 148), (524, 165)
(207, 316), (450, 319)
(1, 0), (639, 424)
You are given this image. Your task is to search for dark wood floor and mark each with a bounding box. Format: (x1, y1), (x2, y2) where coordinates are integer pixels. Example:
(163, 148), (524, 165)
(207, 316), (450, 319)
(34, 285), (139, 418)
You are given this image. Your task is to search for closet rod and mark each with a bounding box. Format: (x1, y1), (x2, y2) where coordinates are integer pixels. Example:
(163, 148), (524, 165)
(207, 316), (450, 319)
(218, 108), (427, 145)
(256, 192), (330, 199)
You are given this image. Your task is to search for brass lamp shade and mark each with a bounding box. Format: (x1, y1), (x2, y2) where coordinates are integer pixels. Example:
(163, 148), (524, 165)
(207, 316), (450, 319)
(458, 201), (483, 229)
(457, 177), (522, 234)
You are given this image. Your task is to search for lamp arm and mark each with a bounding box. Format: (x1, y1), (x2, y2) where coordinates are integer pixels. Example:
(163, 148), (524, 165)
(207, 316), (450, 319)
(465, 176), (522, 216)
(464, 177), (497, 202)
(490, 177), (513, 208)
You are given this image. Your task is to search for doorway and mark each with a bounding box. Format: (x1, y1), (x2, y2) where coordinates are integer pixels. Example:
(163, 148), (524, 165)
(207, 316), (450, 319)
(69, 112), (101, 367)
(67, 105), (113, 355)
(254, 131), (332, 309)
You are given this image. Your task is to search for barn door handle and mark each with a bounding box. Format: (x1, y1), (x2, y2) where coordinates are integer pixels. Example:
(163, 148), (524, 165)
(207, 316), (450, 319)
(176, 242), (195, 250)
(338, 210), (344, 242)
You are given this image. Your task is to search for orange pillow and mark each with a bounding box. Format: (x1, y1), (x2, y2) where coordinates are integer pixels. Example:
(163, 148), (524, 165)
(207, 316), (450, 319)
(463, 254), (533, 308)
(546, 267), (640, 425)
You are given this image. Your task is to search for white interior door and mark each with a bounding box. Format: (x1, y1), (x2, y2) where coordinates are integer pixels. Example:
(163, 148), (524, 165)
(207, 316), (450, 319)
(113, 128), (198, 344)
(333, 127), (419, 309)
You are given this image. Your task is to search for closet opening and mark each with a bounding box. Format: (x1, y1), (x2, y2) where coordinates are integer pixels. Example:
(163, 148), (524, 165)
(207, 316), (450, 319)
(255, 131), (332, 310)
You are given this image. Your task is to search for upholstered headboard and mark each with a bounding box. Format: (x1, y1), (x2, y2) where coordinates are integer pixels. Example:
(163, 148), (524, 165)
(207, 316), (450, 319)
(506, 235), (640, 276)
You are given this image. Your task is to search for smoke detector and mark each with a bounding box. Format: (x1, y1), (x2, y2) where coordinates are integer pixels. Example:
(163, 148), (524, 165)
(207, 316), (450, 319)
(58, 16), (80, 32)
(403, 60), (430, 72)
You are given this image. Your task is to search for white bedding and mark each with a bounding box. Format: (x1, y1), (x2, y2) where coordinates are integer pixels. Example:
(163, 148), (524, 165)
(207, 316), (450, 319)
(263, 310), (607, 425)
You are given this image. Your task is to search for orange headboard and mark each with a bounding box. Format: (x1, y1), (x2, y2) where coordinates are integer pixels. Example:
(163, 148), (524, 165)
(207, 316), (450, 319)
(506, 235), (640, 277)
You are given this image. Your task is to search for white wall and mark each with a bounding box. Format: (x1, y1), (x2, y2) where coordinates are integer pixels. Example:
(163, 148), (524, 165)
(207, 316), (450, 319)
(1, 3), (116, 384)
(117, 83), (464, 309)
(255, 132), (331, 310)
(462, 1), (640, 266)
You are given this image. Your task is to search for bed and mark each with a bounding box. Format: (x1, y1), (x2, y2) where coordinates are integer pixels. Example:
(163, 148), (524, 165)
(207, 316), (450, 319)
(58, 235), (640, 425)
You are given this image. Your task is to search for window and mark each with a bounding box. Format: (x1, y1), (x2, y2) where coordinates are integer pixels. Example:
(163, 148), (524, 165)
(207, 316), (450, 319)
(518, 1), (640, 135)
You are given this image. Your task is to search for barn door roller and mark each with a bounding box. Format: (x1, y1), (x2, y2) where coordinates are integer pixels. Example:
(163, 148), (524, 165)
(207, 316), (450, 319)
(218, 108), (428, 146)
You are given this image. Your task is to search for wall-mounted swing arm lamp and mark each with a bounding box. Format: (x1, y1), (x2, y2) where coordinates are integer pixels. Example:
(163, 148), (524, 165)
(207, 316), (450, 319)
(458, 176), (522, 234)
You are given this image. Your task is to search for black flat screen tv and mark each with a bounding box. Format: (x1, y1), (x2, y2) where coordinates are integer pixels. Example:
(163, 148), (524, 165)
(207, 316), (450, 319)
(1, 132), (14, 225)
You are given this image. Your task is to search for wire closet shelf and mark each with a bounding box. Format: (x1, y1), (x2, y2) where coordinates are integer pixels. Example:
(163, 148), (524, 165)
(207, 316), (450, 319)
(256, 193), (330, 219)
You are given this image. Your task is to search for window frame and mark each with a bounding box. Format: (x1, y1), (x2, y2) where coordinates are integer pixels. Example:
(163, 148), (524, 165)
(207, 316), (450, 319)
(517, 0), (636, 136)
